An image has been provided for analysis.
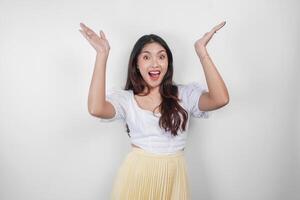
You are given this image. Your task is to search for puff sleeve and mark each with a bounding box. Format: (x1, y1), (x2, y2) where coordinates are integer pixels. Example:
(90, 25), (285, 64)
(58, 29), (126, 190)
(179, 82), (211, 119)
(98, 89), (128, 122)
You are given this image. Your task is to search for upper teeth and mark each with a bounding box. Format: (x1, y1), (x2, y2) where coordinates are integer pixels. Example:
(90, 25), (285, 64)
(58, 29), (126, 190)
(149, 71), (160, 74)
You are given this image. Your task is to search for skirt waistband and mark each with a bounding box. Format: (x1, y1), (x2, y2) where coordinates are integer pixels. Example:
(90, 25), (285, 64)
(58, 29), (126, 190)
(131, 147), (184, 158)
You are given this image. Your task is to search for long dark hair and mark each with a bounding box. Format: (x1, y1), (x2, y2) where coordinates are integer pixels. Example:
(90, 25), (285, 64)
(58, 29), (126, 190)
(124, 34), (188, 137)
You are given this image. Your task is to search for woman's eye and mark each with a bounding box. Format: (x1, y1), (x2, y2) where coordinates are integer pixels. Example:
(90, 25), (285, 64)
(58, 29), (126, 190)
(160, 55), (166, 59)
(143, 56), (149, 60)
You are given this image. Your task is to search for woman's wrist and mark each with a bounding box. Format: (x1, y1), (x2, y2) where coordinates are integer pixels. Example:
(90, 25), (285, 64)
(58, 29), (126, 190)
(96, 51), (109, 58)
(196, 46), (208, 56)
(197, 49), (210, 60)
(199, 53), (210, 61)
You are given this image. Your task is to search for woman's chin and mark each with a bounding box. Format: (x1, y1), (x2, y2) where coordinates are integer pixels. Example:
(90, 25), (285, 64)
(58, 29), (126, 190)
(146, 79), (162, 88)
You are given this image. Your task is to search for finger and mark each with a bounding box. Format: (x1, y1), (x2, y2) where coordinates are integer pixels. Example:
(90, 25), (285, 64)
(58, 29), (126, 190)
(212, 21), (226, 33)
(79, 29), (88, 40)
(215, 21), (226, 29)
(204, 31), (213, 37)
(79, 29), (90, 40)
(219, 21), (226, 29)
(100, 30), (106, 39)
(208, 31), (214, 38)
(80, 22), (89, 31)
(211, 22), (224, 33)
(80, 22), (92, 31)
(80, 23), (96, 36)
(86, 30), (94, 38)
(83, 28), (96, 39)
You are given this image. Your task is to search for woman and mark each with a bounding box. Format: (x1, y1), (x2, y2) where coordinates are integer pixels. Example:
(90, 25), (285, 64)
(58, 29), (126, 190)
(79, 21), (229, 199)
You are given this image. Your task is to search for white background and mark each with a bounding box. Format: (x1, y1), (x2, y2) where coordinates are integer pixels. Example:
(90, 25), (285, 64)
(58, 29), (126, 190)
(0, 0), (299, 199)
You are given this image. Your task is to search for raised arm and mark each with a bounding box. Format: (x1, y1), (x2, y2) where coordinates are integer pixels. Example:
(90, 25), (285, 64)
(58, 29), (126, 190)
(194, 21), (229, 111)
(79, 23), (115, 118)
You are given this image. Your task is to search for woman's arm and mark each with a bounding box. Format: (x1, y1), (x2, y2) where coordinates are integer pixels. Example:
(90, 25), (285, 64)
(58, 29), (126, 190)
(194, 21), (229, 111)
(79, 23), (115, 118)
(87, 53), (115, 117)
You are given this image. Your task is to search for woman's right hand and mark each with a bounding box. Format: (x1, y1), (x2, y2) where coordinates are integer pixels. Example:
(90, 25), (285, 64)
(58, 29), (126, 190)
(79, 22), (110, 55)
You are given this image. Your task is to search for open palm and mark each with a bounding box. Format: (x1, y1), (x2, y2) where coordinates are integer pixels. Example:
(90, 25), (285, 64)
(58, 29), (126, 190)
(79, 23), (110, 55)
(194, 21), (226, 55)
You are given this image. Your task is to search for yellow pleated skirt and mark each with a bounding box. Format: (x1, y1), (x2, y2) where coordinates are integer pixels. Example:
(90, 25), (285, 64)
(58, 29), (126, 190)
(111, 147), (190, 200)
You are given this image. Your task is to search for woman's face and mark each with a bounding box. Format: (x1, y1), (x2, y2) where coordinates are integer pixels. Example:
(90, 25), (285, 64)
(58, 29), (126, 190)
(137, 42), (168, 89)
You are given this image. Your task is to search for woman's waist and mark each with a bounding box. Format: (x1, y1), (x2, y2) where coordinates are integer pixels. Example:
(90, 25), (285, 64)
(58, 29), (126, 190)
(130, 143), (185, 157)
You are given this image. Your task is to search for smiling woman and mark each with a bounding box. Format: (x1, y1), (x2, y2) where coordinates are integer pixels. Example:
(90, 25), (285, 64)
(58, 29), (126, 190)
(79, 20), (229, 199)
(124, 34), (190, 137)
(136, 42), (168, 89)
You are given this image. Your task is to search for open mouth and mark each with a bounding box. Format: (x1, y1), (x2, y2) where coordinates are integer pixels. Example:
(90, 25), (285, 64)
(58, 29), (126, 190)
(148, 70), (161, 79)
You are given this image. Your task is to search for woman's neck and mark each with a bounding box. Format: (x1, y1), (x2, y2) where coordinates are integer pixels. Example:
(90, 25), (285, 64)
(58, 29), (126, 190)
(140, 85), (161, 100)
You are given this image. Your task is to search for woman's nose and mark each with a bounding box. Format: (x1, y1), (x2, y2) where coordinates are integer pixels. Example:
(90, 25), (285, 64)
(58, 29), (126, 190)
(151, 58), (160, 67)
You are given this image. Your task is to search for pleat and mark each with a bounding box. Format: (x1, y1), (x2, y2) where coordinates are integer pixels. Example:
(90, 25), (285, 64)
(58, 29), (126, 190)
(111, 148), (190, 200)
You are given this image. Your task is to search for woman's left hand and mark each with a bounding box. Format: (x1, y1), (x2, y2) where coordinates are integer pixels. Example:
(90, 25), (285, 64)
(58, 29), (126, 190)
(194, 21), (226, 56)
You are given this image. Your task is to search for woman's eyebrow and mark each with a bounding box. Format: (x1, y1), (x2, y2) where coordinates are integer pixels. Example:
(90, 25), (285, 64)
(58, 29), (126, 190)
(141, 50), (166, 54)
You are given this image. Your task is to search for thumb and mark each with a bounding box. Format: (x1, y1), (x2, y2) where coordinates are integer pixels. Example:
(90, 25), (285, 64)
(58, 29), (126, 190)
(100, 30), (106, 39)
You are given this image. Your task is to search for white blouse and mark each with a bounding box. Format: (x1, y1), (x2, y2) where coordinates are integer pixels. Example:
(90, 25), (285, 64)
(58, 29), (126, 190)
(98, 82), (211, 155)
